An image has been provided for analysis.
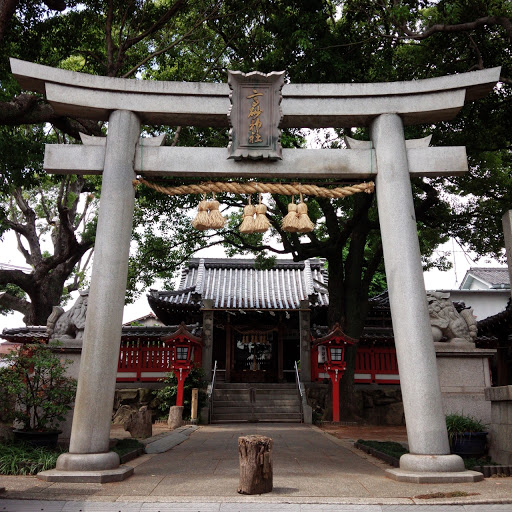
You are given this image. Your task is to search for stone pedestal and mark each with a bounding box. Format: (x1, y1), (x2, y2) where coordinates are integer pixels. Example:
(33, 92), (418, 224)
(168, 406), (184, 429)
(50, 339), (82, 443)
(436, 343), (495, 425)
(485, 385), (512, 465)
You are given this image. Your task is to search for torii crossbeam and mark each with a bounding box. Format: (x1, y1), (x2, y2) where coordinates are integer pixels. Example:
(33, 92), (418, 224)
(9, 58), (500, 484)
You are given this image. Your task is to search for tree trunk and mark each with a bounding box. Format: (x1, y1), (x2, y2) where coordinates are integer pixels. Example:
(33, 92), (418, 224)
(237, 435), (273, 495)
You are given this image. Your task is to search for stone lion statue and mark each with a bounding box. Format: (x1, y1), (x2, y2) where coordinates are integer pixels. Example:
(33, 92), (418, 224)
(427, 291), (477, 344)
(47, 290), (88, 341)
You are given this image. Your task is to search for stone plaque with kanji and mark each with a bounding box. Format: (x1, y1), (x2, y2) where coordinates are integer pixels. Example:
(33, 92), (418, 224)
(227, 70), (285, 160)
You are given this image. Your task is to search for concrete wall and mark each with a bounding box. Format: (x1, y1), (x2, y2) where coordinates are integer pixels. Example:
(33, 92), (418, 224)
(53, 341), (82, 443)
(435, 343), (495, 425)
(485, 386), (512, 465)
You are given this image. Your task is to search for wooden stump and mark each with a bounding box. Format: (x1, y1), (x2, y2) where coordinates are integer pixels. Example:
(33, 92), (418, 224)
(237, 435), (273, 495)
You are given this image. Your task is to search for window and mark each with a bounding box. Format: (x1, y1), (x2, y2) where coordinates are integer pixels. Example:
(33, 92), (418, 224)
(176, 346), (189, 360)
(330, 348), (343, 361)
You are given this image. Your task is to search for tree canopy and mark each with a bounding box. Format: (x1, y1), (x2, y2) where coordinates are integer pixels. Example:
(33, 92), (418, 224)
(0, 0), (510, 348)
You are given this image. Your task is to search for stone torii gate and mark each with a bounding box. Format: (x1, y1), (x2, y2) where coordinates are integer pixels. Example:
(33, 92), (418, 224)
(10, 58), (500, 483)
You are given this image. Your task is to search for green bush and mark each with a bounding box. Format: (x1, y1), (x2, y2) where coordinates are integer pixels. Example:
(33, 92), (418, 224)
(356, 439), (409, 459)
(0, 441), (65, 475)
(154, 365), (207, 420)
(111, 438), (144, 457)
(0, 342), (77, 432)
(446, 413), (487, 443)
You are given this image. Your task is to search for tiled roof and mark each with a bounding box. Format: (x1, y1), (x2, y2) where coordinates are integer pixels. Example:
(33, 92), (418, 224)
(1, 324), (201, 343)
(461, 267), (510, 289)
(148, 258), (329, 311)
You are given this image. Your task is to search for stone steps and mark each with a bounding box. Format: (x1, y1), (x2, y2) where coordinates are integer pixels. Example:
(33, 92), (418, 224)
(211, 383), (303, 423)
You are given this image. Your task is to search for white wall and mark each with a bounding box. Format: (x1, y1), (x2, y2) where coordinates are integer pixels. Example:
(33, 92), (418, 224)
(434, 289), (510, 321)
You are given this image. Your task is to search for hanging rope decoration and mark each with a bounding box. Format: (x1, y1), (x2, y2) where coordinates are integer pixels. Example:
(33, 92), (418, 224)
(281, 196), (299, 233)
(191, 195), (210, 230)
(239, 196), (256, 234)
(133, 178), (375, 233)
(206, 194), (226, 229)
(253, 194), (270, 233)
(296, 192), (315, 233)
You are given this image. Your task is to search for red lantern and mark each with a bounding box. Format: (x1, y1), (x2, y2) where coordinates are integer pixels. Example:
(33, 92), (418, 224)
(162, 323), (203, 407)
(313, 323), (356, 422)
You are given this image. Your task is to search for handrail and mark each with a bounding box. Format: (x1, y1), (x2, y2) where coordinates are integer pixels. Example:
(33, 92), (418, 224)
(208, 360), (217, 422)
(294, 360), (303, 399)
(294, 360), (304, 423)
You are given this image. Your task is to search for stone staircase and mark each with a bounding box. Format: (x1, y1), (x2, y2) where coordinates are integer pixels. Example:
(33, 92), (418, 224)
(210, 383), (303, 423)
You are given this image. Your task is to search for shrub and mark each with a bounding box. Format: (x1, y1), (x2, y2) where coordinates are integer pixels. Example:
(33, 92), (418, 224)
(0, 342), (77, 432)
(446, 413), (487, 441)
(0, 441), (64, 475)
(154, 365), (207, 420)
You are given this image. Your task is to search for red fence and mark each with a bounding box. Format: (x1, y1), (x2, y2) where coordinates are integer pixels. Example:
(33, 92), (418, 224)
(311, 345), (399, 384)
(117, 343), (173, 382)
(353, 347), (399, 384)
(118, 343), (399, 384)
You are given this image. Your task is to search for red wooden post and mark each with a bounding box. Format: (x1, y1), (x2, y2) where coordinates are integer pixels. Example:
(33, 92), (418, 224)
(331, 370), (340, 422)
(175, 368), (190, 407)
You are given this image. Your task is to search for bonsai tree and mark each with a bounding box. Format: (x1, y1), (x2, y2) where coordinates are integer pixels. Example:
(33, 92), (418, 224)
(0, 342), (77, 432)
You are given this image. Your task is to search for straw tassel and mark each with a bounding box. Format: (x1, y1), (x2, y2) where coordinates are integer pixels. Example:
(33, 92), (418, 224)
(282, 197), (300, 232)
(253, 195), (270, 233)
(192, 197), (210, 230)
(240, 197), (256, 234)
(207, 198), (226, 229)
(296, 194), (315, 233)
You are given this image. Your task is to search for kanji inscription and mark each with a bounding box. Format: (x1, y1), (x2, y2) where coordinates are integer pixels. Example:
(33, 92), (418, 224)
(228, 70), (284, 160)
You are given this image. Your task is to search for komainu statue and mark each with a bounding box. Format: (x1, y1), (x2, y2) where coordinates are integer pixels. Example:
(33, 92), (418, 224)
(47, 290), (88, 341)
(427, 291), (477, 344)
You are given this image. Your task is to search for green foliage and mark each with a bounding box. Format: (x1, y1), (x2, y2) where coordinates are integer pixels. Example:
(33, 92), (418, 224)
(446, 413), (487, 443)
(154, 366), (207, 420)
(111, 438), (144, 457)
(0, 342), (77, 431)
(356, 439), (409, 459)
(0, 441), (64, 475)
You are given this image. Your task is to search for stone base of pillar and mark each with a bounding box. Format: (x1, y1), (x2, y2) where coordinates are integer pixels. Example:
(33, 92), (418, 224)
(401, 453), (465, 472)
(55, 451), (120, 471)
(386, 468), (483, 483)
(386, 453), (483, 482)
(37, 466), (133, 483)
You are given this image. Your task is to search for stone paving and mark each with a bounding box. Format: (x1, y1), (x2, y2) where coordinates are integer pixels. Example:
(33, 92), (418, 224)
(0, 424), (511, 510)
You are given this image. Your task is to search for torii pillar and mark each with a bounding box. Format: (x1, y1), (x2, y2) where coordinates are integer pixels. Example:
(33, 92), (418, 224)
(9, 58), (500, 483)
(371, 114), (464, 478)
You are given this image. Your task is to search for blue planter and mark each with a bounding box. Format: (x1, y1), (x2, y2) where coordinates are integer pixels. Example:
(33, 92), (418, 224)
(450, 431), (488, 458)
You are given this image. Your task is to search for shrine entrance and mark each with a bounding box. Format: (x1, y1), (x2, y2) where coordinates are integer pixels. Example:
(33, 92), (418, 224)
(211, 312), (301, 384)
(9, 57), (500, 483)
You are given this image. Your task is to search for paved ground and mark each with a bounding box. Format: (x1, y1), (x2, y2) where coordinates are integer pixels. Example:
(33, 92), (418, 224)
(0, 424), (511, 511)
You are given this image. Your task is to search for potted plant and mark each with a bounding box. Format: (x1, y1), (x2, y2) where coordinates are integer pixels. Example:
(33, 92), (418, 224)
(0, 342), (77, 448)
(446, 413), (488, 458)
